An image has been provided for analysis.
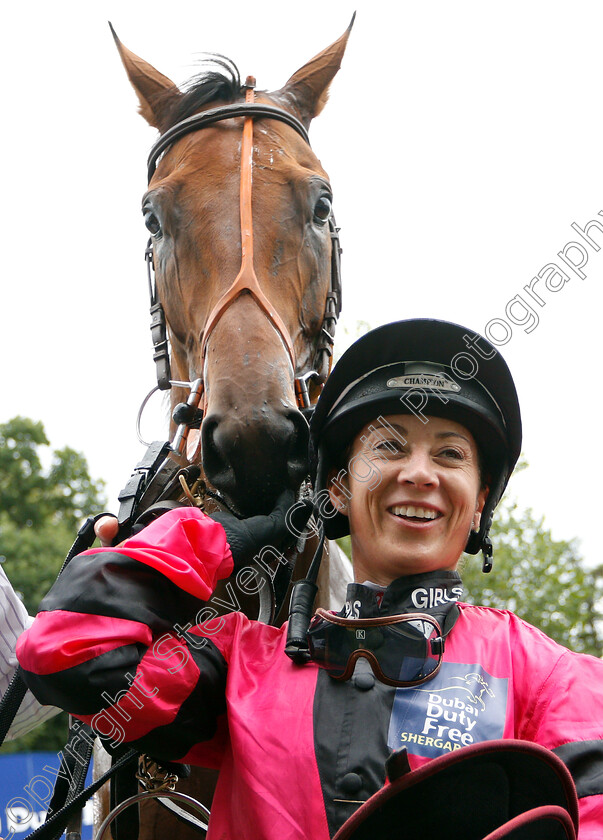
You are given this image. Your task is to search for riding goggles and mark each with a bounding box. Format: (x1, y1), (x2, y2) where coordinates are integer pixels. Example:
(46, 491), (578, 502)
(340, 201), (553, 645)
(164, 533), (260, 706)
(307, 608), (445, 687)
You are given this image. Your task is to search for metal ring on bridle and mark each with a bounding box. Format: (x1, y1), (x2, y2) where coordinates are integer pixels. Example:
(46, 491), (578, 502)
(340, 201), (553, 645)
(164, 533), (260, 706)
(94, 790), (211, 840)
(136, 381), (197, 446)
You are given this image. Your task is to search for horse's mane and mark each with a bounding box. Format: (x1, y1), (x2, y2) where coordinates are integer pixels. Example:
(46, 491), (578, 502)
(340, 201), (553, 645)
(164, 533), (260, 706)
(162, 55), (243, 129)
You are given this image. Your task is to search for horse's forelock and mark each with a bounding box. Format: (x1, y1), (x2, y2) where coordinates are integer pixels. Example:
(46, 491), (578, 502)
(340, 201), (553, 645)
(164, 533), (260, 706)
(160, 54), (243, 129)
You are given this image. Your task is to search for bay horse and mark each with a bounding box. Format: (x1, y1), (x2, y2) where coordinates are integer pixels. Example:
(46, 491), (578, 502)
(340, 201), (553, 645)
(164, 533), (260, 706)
(114, 21), (352, 518)
(92, 19), (354, 839)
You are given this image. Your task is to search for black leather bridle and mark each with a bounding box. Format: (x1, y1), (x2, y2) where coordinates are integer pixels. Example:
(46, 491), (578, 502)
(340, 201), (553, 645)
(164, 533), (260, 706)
(144, 92), (342, 408)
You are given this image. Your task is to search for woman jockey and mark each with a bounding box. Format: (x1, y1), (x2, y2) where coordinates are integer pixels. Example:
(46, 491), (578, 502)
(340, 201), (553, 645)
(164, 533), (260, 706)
(17, 319), (603, 838)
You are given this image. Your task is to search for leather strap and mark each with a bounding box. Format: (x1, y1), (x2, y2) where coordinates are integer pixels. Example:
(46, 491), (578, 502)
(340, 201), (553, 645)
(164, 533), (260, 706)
(199, 80), (297, 375)
(25, 749), (139, 840)
(144, 84), (340, 405)
(147, 102), (310, 180)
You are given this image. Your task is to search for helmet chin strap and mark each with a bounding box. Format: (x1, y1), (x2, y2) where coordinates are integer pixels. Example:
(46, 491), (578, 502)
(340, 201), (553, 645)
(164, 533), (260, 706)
(472, 511), (494, 574)
(482, 536), (493, 574)
(478, 506), (495, 573)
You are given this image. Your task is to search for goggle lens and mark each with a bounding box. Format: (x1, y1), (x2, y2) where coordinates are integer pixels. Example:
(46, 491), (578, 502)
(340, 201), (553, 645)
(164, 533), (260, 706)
(307, 609), (444, 687)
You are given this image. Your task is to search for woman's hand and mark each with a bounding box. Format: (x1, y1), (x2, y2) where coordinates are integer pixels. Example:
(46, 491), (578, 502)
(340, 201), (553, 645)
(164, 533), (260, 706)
(209, 490), (313, 568)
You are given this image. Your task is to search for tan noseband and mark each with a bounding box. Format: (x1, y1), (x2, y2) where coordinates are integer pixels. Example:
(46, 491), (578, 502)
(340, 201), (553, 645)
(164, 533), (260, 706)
(199, 78), (297, 382)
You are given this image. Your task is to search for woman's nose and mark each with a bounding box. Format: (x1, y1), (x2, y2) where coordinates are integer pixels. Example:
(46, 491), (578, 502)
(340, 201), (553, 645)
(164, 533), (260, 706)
(397, 449), (438, 487)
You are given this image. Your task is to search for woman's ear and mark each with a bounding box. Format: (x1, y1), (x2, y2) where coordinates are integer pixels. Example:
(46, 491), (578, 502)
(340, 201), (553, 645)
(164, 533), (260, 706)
(327, 468), (351, 515)
(472, 486), (489, 532)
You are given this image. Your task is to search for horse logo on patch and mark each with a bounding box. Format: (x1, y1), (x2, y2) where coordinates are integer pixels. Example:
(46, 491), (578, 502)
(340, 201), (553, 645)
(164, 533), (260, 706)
(387, 663), (508, 759)
(446, 672), (495, 712)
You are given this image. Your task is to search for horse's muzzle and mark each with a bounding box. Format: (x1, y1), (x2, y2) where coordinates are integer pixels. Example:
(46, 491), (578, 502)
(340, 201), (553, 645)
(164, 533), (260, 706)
(201, 407), (310, 516)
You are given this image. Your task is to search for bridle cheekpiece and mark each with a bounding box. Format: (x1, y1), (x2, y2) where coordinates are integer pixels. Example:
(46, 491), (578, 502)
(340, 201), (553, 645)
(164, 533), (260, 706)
(144, 78), (342, 415)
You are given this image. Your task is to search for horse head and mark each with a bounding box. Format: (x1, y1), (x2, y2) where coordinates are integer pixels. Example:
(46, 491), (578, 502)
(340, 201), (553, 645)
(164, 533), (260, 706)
(112, 22), (353, 516)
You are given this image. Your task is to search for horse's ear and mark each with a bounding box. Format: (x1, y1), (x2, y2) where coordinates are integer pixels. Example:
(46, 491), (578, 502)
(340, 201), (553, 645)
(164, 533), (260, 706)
(276, 14), (355, 128)
(109, 23), (181, 130)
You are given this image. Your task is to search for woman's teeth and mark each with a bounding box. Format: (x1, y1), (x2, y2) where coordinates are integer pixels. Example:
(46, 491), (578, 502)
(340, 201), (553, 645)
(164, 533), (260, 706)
(391, 505), (439, 520)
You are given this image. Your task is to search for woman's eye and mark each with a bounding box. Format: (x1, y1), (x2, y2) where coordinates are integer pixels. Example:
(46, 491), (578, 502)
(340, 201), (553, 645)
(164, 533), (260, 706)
(439, 448), (464, 460)
(313, 195), (332, 225)
(371, 438), (405, 456)
(144, 209), (162, 238)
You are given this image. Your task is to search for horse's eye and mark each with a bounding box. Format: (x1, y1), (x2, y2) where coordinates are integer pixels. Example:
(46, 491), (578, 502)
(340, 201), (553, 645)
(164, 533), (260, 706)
(144, 209), (162, 238)
(314, 195), (332, 225)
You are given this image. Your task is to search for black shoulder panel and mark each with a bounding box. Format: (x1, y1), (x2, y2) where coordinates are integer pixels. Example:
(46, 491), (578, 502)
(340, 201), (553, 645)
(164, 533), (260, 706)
(554, 740), (603, 797)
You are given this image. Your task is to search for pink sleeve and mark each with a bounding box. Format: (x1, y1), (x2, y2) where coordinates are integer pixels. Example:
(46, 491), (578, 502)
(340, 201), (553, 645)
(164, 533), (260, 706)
(82, 507), (234, 601)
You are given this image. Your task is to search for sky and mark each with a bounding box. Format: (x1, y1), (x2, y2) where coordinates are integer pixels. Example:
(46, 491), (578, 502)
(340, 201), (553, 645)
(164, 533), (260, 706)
(1, 1), (602, 572)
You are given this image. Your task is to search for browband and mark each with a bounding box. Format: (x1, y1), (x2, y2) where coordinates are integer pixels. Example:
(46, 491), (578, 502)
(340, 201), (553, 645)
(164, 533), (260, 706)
(147, 102), (311, 181)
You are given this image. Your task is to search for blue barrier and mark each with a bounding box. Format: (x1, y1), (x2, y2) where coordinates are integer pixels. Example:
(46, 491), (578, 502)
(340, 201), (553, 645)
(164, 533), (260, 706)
(0, 753), (93, 839)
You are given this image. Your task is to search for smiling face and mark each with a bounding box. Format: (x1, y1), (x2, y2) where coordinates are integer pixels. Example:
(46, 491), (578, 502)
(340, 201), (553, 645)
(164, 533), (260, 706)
(329, 414), (488, 585)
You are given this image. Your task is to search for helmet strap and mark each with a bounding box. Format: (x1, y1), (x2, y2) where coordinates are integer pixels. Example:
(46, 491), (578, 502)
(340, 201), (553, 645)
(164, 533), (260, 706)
(482, 536), (493, 573)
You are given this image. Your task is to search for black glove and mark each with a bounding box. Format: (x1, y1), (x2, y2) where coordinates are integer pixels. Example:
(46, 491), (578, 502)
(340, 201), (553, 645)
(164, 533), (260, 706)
(209, 490), (313, 568)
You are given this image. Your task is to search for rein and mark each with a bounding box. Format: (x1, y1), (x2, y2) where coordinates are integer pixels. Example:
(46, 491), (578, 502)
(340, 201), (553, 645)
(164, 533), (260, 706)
(144, 78), (342, 411)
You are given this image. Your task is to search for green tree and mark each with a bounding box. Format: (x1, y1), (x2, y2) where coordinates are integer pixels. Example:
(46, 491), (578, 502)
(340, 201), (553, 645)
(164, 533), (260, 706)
(461, 496), (602, 656)
(0, 416), (107, 752)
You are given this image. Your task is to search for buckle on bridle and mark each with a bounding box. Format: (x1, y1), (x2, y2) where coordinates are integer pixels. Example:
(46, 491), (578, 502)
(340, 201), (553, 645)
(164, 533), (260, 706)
(295, 370), (320, 410)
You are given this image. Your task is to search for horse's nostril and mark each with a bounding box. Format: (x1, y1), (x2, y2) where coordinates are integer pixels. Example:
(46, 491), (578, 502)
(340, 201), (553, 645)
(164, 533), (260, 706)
(201, 414), (229, 483)
(285, 409), (310, 482)
(201, 408), (310, 515)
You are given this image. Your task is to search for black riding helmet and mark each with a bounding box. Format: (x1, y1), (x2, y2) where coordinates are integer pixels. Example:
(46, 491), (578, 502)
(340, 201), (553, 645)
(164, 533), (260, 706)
(309, 318), (522, 565)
